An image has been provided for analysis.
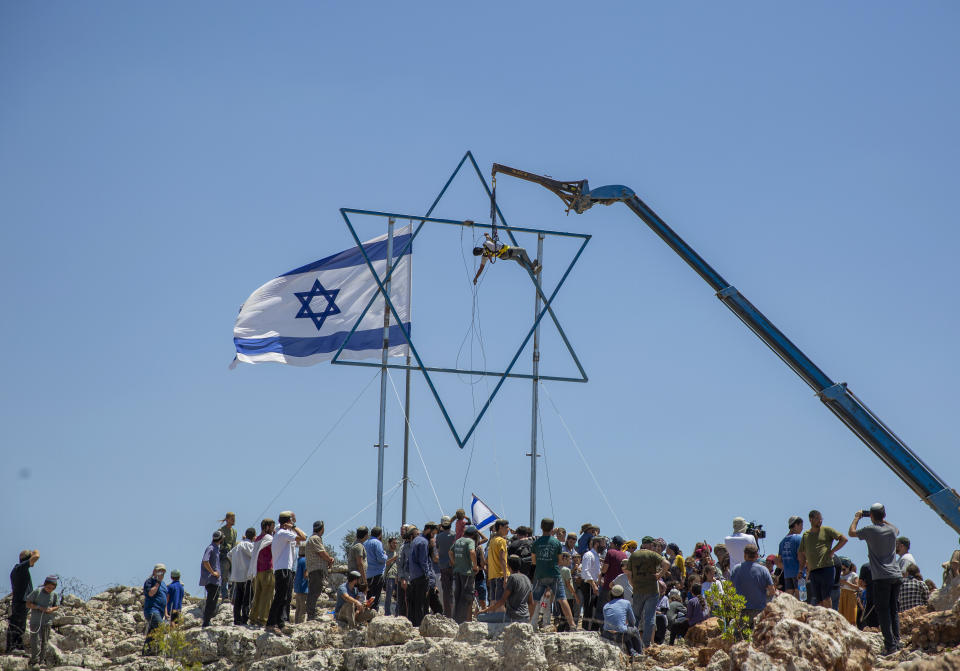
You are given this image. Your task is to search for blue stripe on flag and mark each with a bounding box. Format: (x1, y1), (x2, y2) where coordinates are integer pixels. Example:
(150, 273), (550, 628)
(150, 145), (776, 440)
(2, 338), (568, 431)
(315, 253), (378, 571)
(476, 513), (497, 529)
(281, 233), (412, 277)
(234, 323), (410, 357)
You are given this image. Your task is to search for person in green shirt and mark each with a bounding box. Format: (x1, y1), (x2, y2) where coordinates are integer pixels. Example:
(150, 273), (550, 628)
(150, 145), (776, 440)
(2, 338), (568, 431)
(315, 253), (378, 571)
(450, 527), (479, 623)
(218, 512), (238, 600)
(26, 575), (59, 668)
(797, 509), (847, 608)
(530, 518), (577, 631)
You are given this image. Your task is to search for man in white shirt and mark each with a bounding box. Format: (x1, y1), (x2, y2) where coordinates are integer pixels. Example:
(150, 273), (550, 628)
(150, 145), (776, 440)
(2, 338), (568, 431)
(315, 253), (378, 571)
(579, 536), (603, 631)
(724, 517), (757, 574)
(897, 537), (917, 576)
(266, 511), (306, 635)
(228, 528), (256, 625)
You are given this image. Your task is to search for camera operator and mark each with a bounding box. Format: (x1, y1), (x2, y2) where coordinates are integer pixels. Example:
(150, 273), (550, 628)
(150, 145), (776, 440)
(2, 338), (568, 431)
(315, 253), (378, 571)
(849, 503), (901, 656)
(724, 517), (757, 573)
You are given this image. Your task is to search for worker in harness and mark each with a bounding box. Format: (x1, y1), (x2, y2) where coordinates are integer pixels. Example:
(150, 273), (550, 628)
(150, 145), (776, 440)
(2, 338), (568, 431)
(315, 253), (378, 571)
(472, 233), (540, 284)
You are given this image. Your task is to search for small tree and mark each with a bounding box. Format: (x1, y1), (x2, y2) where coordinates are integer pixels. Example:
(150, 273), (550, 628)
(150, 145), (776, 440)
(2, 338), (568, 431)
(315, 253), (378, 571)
(150, 622), (202, 671)
(705, 580), (753, 641)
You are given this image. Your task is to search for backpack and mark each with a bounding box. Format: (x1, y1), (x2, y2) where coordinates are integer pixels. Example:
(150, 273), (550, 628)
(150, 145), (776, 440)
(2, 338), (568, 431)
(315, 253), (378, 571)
(509, 538), (534, 577)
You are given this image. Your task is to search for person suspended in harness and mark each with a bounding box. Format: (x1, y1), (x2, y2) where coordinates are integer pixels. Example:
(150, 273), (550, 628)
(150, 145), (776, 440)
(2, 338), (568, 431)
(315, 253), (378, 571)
(472, 233), (540, 284)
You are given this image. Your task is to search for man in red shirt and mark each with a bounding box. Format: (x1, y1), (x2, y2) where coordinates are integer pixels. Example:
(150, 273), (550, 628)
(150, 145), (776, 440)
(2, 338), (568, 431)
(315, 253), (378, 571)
(600, 536), (628, 608)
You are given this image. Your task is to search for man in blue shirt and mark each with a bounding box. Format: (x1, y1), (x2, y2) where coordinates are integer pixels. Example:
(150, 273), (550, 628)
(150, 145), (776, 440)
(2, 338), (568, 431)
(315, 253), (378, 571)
(731, 545), (775, 625)
(336, 571), (374, 629)
(166, 569), (184, 623)
(407, 523), (437, 626)
(143, 564), (168, 655)
(601, 584), (642, 656)
(199, 531), (223, 627)
(777, 516), (804, 597)
(364, 526), (390, 611)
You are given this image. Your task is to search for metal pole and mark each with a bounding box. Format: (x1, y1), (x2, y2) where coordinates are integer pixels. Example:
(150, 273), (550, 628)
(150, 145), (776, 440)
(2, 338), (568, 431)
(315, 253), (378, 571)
(401, 231), (413, 527)
(376, 217), (395, 528)
(529, 233), (544, 529)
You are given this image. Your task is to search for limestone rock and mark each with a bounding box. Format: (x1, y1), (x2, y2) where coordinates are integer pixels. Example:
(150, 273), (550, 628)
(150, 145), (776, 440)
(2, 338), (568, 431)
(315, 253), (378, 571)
(255, 631), (297, 659)
(365, 616), (418, 646)
(930, 581), (960, 612)
(687, 616), (722, 644)
(502, 622), (548, 671)
(730, 593), (876, 671)
(707, 649), (731, 671)
(541, 630), (625, 670)
(421, 639), (501, 671)
(646, 643), (692, 667)
(455, 621), (489, 644)
(909, 604), (960, 649)
(419, 613), (459, 639)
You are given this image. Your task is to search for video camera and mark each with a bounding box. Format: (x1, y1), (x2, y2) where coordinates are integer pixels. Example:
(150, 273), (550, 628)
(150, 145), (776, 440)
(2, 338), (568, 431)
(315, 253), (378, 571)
(745, 521), (766, 540)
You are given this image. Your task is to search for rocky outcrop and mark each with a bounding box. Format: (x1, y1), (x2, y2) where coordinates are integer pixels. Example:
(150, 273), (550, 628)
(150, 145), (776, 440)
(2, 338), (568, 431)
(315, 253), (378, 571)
(4, 585), (960, 671)
(930, 581), (960, 612)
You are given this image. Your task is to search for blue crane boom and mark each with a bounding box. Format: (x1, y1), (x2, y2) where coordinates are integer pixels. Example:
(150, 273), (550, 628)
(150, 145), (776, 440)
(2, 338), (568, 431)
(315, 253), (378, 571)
(491, 163), (960, 534)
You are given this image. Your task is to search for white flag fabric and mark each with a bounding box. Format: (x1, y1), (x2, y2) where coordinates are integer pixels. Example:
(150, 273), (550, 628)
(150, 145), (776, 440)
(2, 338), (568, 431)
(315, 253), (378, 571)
(471, 493), (498, 531)
(233, 226), (411, 366)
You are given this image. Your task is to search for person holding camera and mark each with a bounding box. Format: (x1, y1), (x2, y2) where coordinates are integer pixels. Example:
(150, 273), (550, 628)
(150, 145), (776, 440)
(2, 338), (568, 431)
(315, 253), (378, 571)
(849, 503), (901, 655)
(142, 564), (167, 654)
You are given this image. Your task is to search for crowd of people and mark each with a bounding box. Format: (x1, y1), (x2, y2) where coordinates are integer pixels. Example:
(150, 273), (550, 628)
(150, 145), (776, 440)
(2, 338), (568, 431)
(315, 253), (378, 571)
(8, 503), (960, 665)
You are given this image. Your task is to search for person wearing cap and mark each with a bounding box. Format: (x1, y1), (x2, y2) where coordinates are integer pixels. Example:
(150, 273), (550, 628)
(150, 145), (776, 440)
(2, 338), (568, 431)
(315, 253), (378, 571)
(450, 525), (479, 623)
(627, 536), (671, 649)
(487, 519), (511, 606)
(166, 569), (184, 623)
(364, 526), (390, 611)
(228, 527), (256, 625)
(266, 511), (306, 635)
(724, 517), (758, 574)
(6, 549), (39, 653)
(530, 518), (577, 631)
(305, 521), (334, 621)
(577, 524), (597, 556)
(218, 512), (237, 601)
(25, 575), (58, 667)
(249, 518), (276, 627)
(896, 537), (917, 577)
(142, 564), (167, 654)
(335, 570), (375, 628)
(477, 554), (534, 623)
(798, 510), (847, 609)
(777, 516), (804, 597)
(435, 516), (457, 617)
(199, 530), (224, 627)
(850, 503), (901, 655)
(601, 583), (642, 655)
(348, 526), (369, 596)
(396, 525), (415, 619)
(578, 535), (604, 631)
(407, 522), (437, 626)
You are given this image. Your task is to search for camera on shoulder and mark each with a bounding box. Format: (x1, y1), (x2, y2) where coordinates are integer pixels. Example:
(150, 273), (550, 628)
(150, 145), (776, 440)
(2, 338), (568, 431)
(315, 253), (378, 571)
(745, 521), (766, 539)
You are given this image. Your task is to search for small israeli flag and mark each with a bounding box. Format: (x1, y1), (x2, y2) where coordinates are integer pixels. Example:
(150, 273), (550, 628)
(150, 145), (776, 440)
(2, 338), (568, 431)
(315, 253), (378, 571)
(232, 226), (411, 367)
(471, 493), (498, 531)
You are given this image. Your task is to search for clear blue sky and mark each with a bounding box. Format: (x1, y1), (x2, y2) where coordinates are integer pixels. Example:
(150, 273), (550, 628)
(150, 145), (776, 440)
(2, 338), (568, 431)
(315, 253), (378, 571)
(2, 2), (958, 595)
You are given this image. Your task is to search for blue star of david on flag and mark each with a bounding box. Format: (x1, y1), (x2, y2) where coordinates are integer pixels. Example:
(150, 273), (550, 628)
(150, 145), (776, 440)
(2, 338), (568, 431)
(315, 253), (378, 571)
(294, 279), (341, 330)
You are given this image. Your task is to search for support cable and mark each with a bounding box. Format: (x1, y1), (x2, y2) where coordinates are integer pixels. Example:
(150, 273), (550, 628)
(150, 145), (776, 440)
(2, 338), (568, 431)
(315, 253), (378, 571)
(537, 389), (556, 520)
(326, 479), (404, 538)
(387, 371), (443, 515)
(540, 384), (626, 537)
(253, 369), (381, 523)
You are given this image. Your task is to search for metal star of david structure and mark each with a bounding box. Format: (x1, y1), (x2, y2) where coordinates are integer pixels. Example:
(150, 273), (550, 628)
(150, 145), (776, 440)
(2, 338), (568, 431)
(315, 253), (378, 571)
(331, 151), (588, 449)
(294, 279), (341, 330)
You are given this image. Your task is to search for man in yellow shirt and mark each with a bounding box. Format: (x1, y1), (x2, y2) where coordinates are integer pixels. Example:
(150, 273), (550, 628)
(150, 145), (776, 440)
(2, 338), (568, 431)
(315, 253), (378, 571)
(487, 519), (511, 604)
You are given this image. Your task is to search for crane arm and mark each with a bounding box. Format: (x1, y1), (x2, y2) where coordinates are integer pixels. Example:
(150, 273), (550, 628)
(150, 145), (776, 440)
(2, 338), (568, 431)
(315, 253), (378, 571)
(492, 163), (960, 534)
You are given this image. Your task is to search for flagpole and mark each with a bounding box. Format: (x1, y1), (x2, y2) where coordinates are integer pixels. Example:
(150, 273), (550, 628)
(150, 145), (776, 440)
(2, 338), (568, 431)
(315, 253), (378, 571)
(376, 217), (395, 528)
(529, 233), (544, 529)
(401, 231), (413, 527)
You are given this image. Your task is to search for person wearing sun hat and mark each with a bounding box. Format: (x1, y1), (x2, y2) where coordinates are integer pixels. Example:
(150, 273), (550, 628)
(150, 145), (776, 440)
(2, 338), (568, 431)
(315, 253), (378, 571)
(166, 569), (184, 623)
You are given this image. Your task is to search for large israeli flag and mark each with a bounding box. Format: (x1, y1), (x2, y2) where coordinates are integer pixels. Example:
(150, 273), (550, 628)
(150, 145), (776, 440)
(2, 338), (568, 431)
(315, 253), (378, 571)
(233, 226), (411, 367)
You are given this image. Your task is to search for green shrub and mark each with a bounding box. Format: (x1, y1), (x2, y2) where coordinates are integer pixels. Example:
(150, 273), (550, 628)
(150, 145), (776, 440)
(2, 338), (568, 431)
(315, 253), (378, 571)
(705, 580), (753, 642)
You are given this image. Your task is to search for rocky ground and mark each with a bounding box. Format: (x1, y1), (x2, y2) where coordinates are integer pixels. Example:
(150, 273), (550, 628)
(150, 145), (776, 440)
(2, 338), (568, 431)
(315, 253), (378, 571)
(1, 584), (959, 671)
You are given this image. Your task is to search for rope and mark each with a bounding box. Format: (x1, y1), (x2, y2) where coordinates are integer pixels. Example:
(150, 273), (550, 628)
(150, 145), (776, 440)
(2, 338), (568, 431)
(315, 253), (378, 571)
(489, 173), (498, 243)
(538, 390), (556, 520)
(540, 384), (627, 537)
(253, 369), (381, 524)
(387, 371), (443, 515)
(325, 479), (404, 537)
